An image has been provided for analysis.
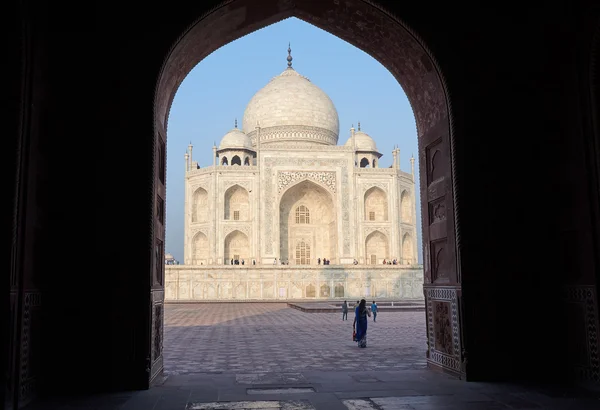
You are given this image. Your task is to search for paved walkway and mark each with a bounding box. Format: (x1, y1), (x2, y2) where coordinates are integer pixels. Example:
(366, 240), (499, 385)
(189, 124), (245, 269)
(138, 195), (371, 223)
(25, 304), (600, 409)
(164, 303), (427, 375)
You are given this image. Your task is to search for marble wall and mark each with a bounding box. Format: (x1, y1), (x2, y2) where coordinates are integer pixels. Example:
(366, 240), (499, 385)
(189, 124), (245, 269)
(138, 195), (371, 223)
(165, 265), (424, 300)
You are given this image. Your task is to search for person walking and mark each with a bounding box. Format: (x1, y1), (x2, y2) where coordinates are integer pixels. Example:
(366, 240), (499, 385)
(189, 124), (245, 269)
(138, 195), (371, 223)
(371, 300), (378, 322)
(342, 300), (348, 321)
(353, 299), (371, 348)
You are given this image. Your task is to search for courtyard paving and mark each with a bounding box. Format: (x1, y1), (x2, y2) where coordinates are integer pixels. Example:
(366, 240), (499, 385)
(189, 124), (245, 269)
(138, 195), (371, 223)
(164, 303), (427, 375)
(25, 303), (600, 409)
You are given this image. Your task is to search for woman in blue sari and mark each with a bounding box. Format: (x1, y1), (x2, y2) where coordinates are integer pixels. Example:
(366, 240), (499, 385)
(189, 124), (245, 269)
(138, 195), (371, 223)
(353, 299), (371, 348)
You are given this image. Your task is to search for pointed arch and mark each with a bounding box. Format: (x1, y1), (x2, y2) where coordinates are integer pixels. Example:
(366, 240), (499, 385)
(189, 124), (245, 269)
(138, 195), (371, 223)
(191, 187), (209, 223)
(279, 180), (336, 264)
(401, 190), (412, 223)
(191, 231), (209, 265)
(334, 284), (345, 298)
(364, 186), (388, 221)
(360, 157), (370, 168)
(244, 156), (250, 165)
(221, 156), (228, 166)
(402, 232), (414, 265)
(224, 184), (249, 220)
(231, 155), (241, 166)
(305, 284), (316, 298)
(365, 230), (389, 265)
(224, 230), (249, 265)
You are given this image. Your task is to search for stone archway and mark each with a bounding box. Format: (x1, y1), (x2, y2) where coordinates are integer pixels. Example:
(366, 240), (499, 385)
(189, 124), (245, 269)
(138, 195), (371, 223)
(224, 184), (249, 221)
(279, 180), (336, 265)
(191, 231), (209, 265)
(400, 190), (411, 223)
(224, 230), (250, 264)
(154, 0), (460, 379)
(365, 230), (389, 265)
(191, 187), (209, 223)
(364, 186), (388, 221)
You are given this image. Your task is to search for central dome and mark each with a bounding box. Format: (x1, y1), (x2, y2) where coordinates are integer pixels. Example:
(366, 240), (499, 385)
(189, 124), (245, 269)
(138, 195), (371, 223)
(242, 66), (340, 146)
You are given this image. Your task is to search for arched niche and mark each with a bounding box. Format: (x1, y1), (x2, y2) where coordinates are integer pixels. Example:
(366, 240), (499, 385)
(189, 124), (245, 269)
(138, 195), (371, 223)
(224, 184), (249, 220)
(401, 190), (412, 223)
(334, 284), (344, 298)
(279, 180), (336, 264)
(224, 230), (249, 264)
(231, 155), (241, 166)
(191, 187), (208, 223)
(364, 187), (388, 221)
(360, 157), (370, 168)
(402, 233), (414, 264)
(365, 230), (389, 265)
(244, 156), (250, 166)
(192, 232), (209, 265)
(305, 284), (316, 298)
(221, 156), (228, 166)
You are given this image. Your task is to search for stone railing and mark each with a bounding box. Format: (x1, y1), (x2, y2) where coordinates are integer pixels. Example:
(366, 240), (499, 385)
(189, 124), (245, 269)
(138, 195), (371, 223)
(165, 264), (424, 301)
(186, 165), (259, 176)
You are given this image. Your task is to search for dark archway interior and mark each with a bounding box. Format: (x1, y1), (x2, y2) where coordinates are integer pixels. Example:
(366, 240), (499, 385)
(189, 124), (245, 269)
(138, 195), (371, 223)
(3, 1), (600, 408)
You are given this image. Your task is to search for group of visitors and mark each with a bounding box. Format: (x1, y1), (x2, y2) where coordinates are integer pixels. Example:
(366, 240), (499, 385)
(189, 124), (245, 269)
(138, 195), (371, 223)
(382, 259), (399, 265)
(341, 299), (378, 348)
(230, 259), (257, 265)
(317, 258), (331, 265)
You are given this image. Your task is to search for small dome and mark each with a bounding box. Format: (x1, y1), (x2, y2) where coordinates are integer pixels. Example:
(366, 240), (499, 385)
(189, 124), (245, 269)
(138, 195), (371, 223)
(165, 253), (174, 260)
(345, 131), (378, 152)
(219, 127), (252, 150)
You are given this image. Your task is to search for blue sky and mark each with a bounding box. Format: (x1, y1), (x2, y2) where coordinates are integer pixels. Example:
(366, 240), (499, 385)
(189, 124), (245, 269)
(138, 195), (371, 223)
(166, 17), (422, 264)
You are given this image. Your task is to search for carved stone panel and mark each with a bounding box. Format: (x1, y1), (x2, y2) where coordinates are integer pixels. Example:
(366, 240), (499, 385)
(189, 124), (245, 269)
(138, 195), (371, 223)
(278, 171), (336, 194)
(433, 301), (453, 355)
(425, 287), (461, 373)
(426, 139), (444, 185)
(564, 286), (600, 382)
(430, 238), (449, 282)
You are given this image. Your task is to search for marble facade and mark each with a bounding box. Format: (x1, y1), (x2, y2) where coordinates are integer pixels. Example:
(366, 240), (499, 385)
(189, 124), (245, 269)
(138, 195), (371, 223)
(165, 266), (424, 300)
(174, 50), (423, 301)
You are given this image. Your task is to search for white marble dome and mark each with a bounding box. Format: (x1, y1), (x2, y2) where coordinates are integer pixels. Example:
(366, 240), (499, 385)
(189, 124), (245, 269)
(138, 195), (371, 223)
(219, 127), (252, 150)
(242, 67), (340, 146)
(345, 130), (378, 152)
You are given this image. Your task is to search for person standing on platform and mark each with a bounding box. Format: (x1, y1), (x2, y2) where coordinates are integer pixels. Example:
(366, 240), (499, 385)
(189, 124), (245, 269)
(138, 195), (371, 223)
(371, 301), (378, 322)
(342, 300), (348, 321)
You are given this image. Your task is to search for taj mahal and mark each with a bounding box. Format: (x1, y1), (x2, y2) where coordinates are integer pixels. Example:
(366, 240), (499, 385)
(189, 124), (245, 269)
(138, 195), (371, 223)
(164, 47), (424, 301)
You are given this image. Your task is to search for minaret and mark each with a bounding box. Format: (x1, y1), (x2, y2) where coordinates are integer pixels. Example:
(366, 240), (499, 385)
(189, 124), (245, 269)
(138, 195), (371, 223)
(256, 120), (261, 264)
(410, 154), (415, 180)
(188, 141), (193, 170)
(395, 146), (401, 169)
(212, 142), (217, 167)
(351, 124), (356, 166)
(392, 146), (398, 169)
(184, 152), (189, 172)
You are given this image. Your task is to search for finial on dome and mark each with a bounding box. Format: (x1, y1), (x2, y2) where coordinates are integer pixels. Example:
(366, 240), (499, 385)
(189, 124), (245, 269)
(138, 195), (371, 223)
(358, 121), (361, 131)
(287, 42), (293, 68)
(234, 118), (238, 128)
